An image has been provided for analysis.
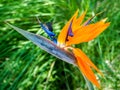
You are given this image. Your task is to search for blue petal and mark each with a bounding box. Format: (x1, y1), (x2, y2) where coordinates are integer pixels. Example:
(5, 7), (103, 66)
(84, 18), (93, 26)
(50, 37), (57, 44)
(65, 20), (74, 42)
(84, 15), (97, 26)
(40, 23), (55, 36)
(36, 17), (57, 44)
(45, 22), (53, 31)
(68, 21), (74, 37)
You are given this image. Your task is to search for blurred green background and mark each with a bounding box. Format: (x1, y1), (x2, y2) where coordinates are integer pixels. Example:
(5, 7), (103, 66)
(0, 0), (120, 90)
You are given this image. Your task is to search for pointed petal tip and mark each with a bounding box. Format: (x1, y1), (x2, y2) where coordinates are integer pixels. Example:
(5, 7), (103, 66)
(36, 16), (42, 24)
(102, 18), (108, 22)
(72, 48), (103, 88)
(76, 9), (79, 13)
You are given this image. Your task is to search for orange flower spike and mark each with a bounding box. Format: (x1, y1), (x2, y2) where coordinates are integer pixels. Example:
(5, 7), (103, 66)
(73, 48), (103, 76)
(77, 57), (100, 87)
(85, 22), (110, 42)
(76, 11), (86, 25)
(72, 48), (102, 88)
(76, 56), (100, 88)
(57, 10), (79, 47)
(79, 18), (110, 42)
(66, 18), (110, 45)
(72, 11), (86, 31)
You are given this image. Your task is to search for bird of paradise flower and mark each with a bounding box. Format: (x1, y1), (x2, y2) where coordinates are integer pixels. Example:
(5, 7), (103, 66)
(6, 10), (110, 89)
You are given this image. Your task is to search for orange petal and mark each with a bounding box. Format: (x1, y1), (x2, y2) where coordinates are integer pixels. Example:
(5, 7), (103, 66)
(73, 48), (103, 76)
(85, 22), (110, 42)
(73, 48), (101, 88)
(66, 19), (110, 45)
(72, 11), (86, 31)
(76, 11), (86, 25)
(77, 56), (100, 88)
(66, 24), (99, 45)
(57, 10), (79, 46)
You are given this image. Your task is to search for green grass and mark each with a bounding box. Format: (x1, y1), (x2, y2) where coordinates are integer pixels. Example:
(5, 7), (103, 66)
(0, 0), (120, 90)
